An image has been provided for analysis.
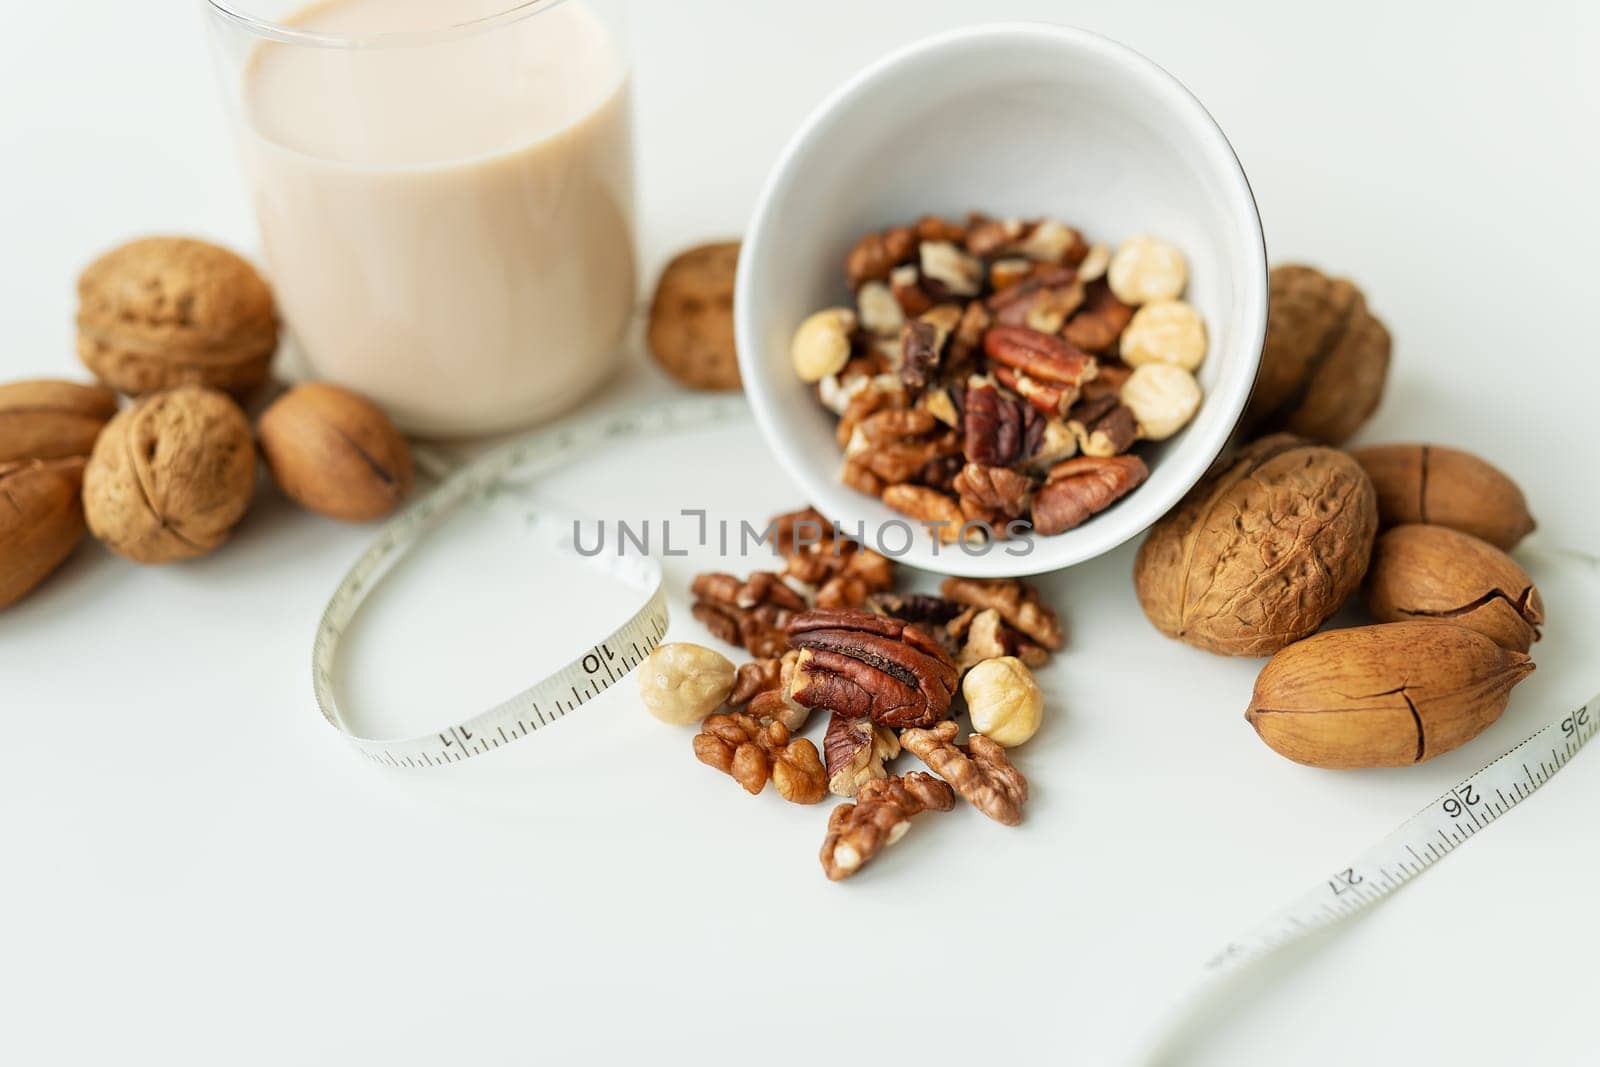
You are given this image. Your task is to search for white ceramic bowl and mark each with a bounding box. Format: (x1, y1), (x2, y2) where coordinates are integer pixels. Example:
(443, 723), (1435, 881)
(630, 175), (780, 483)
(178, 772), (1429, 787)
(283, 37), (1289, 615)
(735, 23), (1267, 578)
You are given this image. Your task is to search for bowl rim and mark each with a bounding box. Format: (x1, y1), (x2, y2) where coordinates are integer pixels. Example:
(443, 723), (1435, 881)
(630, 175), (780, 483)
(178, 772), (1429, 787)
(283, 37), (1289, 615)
(735, 21), (1268, 578)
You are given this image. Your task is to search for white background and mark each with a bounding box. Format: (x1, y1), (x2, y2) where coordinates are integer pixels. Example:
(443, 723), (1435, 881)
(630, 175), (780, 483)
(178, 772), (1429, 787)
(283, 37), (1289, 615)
(3, 1), (1599, 1064)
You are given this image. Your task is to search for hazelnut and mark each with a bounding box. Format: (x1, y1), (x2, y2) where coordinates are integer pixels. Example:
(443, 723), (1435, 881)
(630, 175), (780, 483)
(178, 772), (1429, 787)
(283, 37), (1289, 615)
(1107, 236), (1187, 305)
(0, 380), (118, 462)
(1120, 300), (1207, 371)
(963, 656), (1045, 748)
(76, 237), (278, 399)
(790, 308), (856, 383)
(638, 643), (736, 725)
(257, 383), (413, 522)
(1120, 363), (1202, 441)
(83, 385), (256, 564)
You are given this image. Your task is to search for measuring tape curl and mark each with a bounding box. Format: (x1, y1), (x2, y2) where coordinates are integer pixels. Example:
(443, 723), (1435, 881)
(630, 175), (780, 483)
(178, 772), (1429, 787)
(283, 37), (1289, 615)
(311, 394), (751, 767)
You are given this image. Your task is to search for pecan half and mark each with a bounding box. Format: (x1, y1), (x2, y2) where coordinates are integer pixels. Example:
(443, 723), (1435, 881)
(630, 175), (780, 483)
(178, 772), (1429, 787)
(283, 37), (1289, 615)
(819, 772), (955, 881)
(1030, 454), (1148, 536)
(824, 712), (901, 798)
(984, 326), (1099, 390)
(962, 376), (1043, 467)
(786, 608), (958, 728)
(940, 576), (1064, 651)
(900, 721), (1029, 826)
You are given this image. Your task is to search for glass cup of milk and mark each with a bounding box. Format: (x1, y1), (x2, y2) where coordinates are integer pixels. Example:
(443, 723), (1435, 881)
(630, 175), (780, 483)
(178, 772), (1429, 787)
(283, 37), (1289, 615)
(205, 0), (636, 437)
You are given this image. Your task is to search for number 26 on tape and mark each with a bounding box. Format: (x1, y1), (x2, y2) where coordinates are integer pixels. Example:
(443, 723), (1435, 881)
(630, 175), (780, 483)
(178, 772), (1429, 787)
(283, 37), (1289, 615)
(1442, 784), (1481, 819)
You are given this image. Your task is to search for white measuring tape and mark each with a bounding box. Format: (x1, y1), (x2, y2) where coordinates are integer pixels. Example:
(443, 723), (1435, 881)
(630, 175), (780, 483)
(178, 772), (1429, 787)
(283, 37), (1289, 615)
(1139, 687), (1596, 1062)
(311, 393), (749, 767)
(311, 393), (1594, 1059)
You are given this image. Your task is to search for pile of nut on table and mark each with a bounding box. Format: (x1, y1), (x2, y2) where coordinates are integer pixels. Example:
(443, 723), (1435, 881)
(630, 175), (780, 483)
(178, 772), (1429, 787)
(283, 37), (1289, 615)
(638, 507), (1059, 881)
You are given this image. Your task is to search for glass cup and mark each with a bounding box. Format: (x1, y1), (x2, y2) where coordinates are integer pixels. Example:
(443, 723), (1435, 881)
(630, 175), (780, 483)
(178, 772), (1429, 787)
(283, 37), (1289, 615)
(204, 0), (636, 437)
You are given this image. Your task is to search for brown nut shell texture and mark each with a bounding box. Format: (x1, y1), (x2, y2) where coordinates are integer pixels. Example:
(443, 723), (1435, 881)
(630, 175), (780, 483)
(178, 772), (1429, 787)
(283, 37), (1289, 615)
(258, 383), (414, 522)
(0, 380), (118, 462)
(1245, 265), (1391, 445)
(77, 237), (278, 399)
(1364, 524), (1543, 653)
(83, 385), (256, 564)
(1245, 622), (1533, 769)
(1, 457), (87, 610)
(1134, 434), (1378, 656)
(1350, 443), (1535, 551)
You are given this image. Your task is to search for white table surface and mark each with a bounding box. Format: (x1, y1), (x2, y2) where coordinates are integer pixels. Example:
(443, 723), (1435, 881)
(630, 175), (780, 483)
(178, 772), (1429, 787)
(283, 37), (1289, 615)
(4, 2), (1598, 1064)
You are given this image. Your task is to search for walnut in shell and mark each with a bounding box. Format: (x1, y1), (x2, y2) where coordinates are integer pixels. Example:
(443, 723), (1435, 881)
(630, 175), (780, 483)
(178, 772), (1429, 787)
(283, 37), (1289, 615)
(76, 237), (278, 399)
(1133, 434), (1378, 656)
(83, 385), (256, 564)
(257, 383), (413, 522)
(1244, 265), (1390, 445)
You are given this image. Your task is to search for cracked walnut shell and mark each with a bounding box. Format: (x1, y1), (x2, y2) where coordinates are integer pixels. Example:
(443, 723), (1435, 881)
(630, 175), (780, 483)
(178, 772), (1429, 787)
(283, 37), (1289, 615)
(1134, 434), (1377, 656)
(82, 385), (255, 564)
(77, 237), (278, 399)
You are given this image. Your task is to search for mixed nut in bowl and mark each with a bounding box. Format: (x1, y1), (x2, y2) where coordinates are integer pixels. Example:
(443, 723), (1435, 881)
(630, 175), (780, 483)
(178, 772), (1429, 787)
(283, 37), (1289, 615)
(737, 23), (1268, 577)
